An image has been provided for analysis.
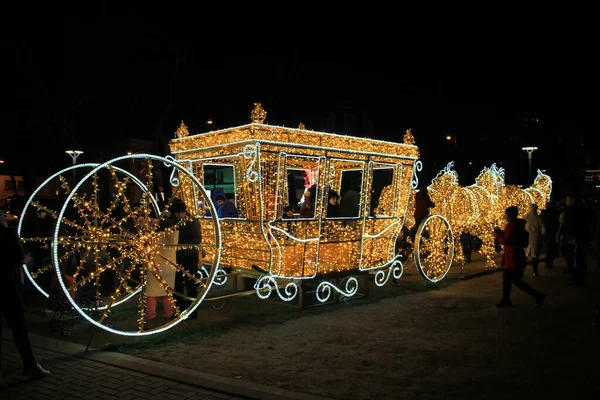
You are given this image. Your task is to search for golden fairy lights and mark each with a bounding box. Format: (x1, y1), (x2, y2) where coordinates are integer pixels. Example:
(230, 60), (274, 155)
(426, 163), (552, 267)
(170, 104), (428, 278)
(19, 102), (553, 337)
(18, 155), (220, 336)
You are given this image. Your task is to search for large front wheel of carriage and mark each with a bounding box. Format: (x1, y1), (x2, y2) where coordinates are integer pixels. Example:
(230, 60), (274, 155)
(414, 214), (454, 283)
(50, 154), (222, 336)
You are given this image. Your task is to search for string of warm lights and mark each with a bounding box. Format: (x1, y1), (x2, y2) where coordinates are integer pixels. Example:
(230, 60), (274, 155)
(19, 104), (501, 335)
(426, 163), (552, 268)
(171, 106), (453, 289)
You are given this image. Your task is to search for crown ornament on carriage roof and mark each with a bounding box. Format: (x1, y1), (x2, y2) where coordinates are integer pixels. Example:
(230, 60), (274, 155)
(403, 128), (415, 145)
(175, 121), (190, 138)
(251, 103), (267, 124)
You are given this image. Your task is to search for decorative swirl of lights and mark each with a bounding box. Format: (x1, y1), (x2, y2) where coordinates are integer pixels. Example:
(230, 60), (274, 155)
(164, 155), (181, 187)
(198, 266), (227, 286)
(411, 160), (423, 189)
(316, 276), (359, 303)
(254, 275), (299, 301)
(374, 258), (403, 287)
(243, 144), (259, 182)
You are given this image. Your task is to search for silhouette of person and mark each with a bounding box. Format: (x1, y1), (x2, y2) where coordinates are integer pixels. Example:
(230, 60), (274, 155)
(0, 209), (51, 379)
(493, 206), (546, 308)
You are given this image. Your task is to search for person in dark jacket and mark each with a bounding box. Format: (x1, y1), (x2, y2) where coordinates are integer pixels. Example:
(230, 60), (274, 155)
(326, 189), (341, 218)
(339, 181), (360, 218)
(171, 200), (202, 319)
(0, 209), (51, 379)
(541, 199), (560, 269)
(413, 187), (435, 230)
(206, 188), (238, 218)
(556, 193), (594, 285)
(493, 206), (546, 307)
(460, 228), (475, 264)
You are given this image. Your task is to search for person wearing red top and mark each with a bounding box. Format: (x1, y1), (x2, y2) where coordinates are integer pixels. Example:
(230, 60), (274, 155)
(493, 206), (546, 308)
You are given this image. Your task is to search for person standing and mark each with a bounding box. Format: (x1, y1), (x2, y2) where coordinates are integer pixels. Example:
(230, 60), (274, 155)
(541, 199), (560, 269)
(410, 187), (435, 240)
(0, 209), (51, 379)
(414, 187), (435, 228)
(556, 193), (592, 286)
(524, 203), (545, 277)
(170, 200), (202, 320)
(460, 228), (475, 264)
(493, 206), (546, 307)
(143, 215), (179, 329)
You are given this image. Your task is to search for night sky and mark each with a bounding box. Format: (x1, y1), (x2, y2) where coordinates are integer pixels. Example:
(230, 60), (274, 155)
(4, 16), (595, 195)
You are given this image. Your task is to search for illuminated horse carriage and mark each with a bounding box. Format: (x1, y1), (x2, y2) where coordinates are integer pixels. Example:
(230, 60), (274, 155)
(18, 105), (453, 336)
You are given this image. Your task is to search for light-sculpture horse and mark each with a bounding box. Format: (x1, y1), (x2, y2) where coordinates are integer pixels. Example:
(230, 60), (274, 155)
(426, 163), (552, 267)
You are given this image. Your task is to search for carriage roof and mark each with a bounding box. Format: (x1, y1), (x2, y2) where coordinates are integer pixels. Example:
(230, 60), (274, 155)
(169, 109), (419, 161)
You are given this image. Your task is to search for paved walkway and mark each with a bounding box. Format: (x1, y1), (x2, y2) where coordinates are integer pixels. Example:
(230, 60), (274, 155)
(1, 331), (335, 400)
(0, 252), (520, 400)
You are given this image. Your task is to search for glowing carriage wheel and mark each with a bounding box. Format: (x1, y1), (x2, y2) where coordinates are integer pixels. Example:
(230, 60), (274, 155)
(414, 214), (454, 283)
(17, 163), (156, 301)
(50, 154), (222, 336)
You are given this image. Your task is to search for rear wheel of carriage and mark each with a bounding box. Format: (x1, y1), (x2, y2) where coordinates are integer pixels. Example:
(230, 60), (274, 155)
(17, 163), (159, 301)
(414, 214), (454, 283)
(49, 154), (222, 336)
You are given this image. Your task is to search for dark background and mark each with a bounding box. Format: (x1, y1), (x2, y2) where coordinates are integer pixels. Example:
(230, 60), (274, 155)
(3, 15), (597, 204)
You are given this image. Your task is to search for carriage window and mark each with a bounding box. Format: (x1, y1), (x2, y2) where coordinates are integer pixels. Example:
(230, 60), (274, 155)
(285, 169), (319, 219)
(283, 169), (305, 219)
(337, 170), (363, 218)
(202, 164), (239, 218)
(282, 156), (320, 220)
(370, 167), (394, 217)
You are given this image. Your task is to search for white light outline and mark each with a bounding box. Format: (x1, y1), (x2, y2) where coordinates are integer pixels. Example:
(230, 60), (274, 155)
(171, 123), (419, 155)
(316, 276), (359, 303)
(359, 161), (402, 272)
(187, 154), (251, 222)
(51, 154), (222, 336)
(374, 256), (404, 287)
(414, 214), (454, 283)
(328, 159), (366, 220)
(18, 162), (157, 306)
(254, 275), (299, 301)
(173, 127), (460, 288)
(266, 152), (326, 280)
(172, 137), (419, 164)
(199, 162), (244, 220)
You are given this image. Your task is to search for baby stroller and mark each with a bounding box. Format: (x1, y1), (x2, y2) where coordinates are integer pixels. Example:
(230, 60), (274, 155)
(46, 273), (79, 336)
(46, 275), (115, 336)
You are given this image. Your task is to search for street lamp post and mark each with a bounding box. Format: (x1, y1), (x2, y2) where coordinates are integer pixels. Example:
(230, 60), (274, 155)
(522, 146), (538, 184)
(65, 150), (83, 186)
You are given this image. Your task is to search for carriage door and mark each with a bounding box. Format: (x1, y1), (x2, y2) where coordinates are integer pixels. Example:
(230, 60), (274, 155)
(319, 159), (366, 272)
(269, 154), (325, 278)
(359, 162), (401, 270)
